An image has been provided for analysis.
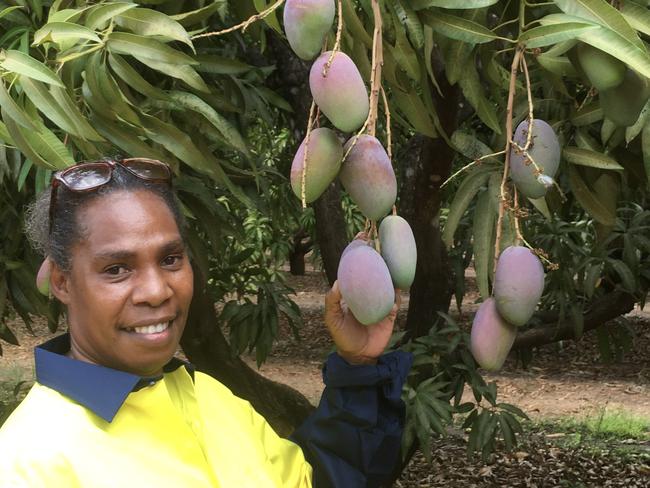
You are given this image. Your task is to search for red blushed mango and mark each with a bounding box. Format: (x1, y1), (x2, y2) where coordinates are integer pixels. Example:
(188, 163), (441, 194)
(283, 0), (335, 61)
(337, 244), (394, 325)
(470, 298), (517, 372)
(309, 51), (369, 133)
(340, 135), (396, 220)
(290, 127), (343, 203)
(493, 246), (545, 326)
(379, 215), (416, 289)
(509, 119), (560, 199)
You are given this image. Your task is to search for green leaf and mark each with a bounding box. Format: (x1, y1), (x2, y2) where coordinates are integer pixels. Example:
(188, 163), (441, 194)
(166, 91), (248, 156)
(528, 196), (552, 220)
(578, 25), (650, 79)
(608, 259), (636, 292)
(420, 10), (501, 44)
(106, 32), (197, 65)
(451, 131), (493, 161)
(87, 55), (141, 126)
(170, 1), (225, 27)
(0, 50), (64, 86)
(443, 9), (483, 85)
(643, 120), (650, 188)
(108, 54), (169, 100)
(563, 147), (624, 170)
(472, 173), (499, 300)
(536, 54), (578, 77)
(116, 8), (193, 49)
(0, 6), (25, 22)
(519, 22), (597, 48)
(497, 402), (529, 420)
(387, 9), (421, 81)
(620, 1), (650, 37)
(135, 57), (209, 93)
(498, 415), (515, 451)
(392, 87), (437, 138)
(584, 262), (603, 298)
(568, 165), (615, 226)
(570, 102), (603, 126)
(85, 2), (138, 30)
(458, 55), (501, 134)
(193, 54), (252, 75)
(91, 115), (168, 162)
(393, 0), (424, 50)
(625, 99), (650, 144)
(48, 7), (88, 24)
(411, 0), (499, 9)
(442, 167), (494, 247)
(20, 76), (88, 138)
(24, 118), (75, 170)
(0, 80), (36, 131)
(33, 22), (101, 46)
(553, 0), (644, 50)
(50, 85), (104, 141)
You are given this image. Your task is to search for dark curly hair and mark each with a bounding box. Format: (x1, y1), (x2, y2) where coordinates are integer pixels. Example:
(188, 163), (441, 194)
(25, 160), (186, 272)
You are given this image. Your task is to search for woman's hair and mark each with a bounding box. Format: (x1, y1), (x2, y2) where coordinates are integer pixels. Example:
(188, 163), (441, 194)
(25, 160), (186, 272)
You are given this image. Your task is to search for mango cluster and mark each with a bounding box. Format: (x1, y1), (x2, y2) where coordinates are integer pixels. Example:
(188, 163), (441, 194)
(470, 246), (544, 371)
(284, 1), (396, 220)
(337, 216), (417, 325)
(575, 43), (650, 127)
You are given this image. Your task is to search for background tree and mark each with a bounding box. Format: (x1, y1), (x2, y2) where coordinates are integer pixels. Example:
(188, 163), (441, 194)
(1, 0), (649, 476)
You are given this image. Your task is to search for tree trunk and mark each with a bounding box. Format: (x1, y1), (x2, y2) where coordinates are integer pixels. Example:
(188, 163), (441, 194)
(513, 291), (637, 350)
(181, 269), (315, 437)
(267, 35), (348, 286)
(397, 56), (460, 339)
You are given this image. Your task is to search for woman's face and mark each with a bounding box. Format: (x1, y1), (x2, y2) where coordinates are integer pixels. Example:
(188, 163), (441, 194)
(51, 190), (193, 377)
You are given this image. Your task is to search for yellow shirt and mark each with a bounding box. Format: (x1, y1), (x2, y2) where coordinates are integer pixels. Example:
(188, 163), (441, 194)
(0, 366), (312, 487)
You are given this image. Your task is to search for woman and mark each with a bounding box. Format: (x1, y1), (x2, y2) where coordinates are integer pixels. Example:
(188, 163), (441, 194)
(0, 157), (412, 487)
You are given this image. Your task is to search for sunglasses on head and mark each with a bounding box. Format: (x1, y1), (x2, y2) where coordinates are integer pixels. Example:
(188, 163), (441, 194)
(49, 158), (172, 235)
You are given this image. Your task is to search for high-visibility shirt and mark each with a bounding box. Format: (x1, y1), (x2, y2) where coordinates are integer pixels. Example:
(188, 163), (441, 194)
(0, 334), (412, 487)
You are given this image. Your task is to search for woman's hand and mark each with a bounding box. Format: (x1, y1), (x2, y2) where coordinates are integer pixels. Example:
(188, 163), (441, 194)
(324, 280), (401, 365)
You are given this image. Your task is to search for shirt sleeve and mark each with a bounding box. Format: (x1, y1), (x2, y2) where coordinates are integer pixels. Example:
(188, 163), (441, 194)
(290, 350), (413, 488)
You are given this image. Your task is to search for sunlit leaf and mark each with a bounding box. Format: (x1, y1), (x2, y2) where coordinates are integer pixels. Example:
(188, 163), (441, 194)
(0, 50), (64, 86)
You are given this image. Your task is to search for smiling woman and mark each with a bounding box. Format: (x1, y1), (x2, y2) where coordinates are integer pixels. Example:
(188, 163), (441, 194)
(0, 158), (412, 488)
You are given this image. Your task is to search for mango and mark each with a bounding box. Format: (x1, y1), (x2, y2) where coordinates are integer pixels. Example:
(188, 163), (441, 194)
(600, 69), (650, 127)
(290, 127), (343, 203)
(493, 246), (545, 326)
(309, 51), (369, 132)
(337, 244), (395, 325)
(36, 258), (51, 296)
(509, 119), (560, 199)
(576, 43), (626, 91)
(470, 297), (517, 372)
(283, 0), (335, 61)
(379, 215), (417, 289)
(339, 135), (396, 220)
(341, 237), (369, 257)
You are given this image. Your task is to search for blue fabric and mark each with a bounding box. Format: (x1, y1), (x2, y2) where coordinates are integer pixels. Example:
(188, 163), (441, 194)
(34, 333), (193, 422)
(291, 351), (413, 488)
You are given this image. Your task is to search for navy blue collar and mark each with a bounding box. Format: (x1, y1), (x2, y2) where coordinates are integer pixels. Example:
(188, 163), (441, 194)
(34, 333), (195, 423)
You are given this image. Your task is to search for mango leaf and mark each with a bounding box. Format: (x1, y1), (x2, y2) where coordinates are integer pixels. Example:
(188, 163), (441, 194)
(442, 167), (494, 247)
(392, 86), (437, 138)
(643, 121), (650, 188)
(519, 22), (597, 48)
(620, 1), (650, 37)
(536, 54), (578, 78)
(342, 0), (373, 48)
(420, 10), (501, 44)
(106, 32), (197, 65)
(85, 2), (137, 30)
(411, 0), (499, 9)
(0, 80), (36, 130)
(253, 0), (282, 33)
(387, 9), (421, 81)
(443, 8), (484, 85)
(135, 57), (209, 93)
(19, 76), (81, 136)
(0, 6), (25, 21)
(170, 1), (225, 26)
(570, 102), (603, 126)
(458, 55), (501, 134)
(50, 85), (104, 141)
(91, 115), (169, 162)
(2, 107), (53, 169)
(33, 22), (101, 46)
(451, 131), (493, 161)
(48, 7), (88, 23)
(568, 165), (615, 226)
(115, 8), (193, 49)
(108, 53), (170, 100)
(553, 0), (644, 50)
(393, 0), (424, 50)
(473, 173), (500, 300)
(528, 196), (552, 220)
(25, 118), (75, 170)
(0, 50), (64, 86)
(193, 54), (252, 75)
(563, 147), (624, 170)
(166, 91), (248, 156)
(608, 259), (636, 292)
(625, 99), (650, 144)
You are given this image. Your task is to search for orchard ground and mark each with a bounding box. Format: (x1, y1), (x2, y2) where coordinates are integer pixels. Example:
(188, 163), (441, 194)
(1, 268), (648, 486)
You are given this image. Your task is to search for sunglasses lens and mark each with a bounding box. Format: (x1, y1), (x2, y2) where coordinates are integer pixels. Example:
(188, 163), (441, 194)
(123, 159), (170, 181)
(61, 164), (111, 190)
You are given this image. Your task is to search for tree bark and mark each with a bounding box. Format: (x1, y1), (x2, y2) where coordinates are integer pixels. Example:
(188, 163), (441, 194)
(181, 269), (315, 437)
(397, 57), (460, 339)
(267, 35), (348, 286)
(513, 291), (637, 350)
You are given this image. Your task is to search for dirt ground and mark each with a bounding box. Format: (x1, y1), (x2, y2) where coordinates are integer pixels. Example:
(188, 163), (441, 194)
(1, 269), (649, 486)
